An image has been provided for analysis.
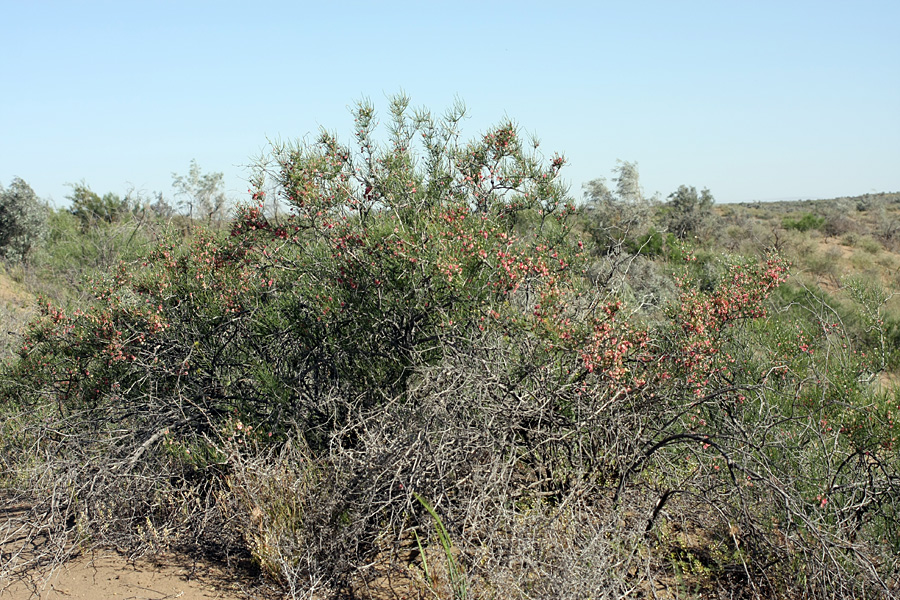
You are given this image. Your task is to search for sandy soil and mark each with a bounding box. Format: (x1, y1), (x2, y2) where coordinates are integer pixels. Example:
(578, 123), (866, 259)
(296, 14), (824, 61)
(2, 547), (426, 600)
(1, 496), (427, 600)
(1, 499), (274, 600)
(2, 550), (263, 600)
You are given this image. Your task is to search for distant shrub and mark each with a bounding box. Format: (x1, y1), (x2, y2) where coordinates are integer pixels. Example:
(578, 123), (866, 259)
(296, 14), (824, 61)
(857, 197), (873, 211)
(874, 207), (900, 248)
(782, 212), (825, 232)
(858, 235), (882, 254)
(67, 182), (132, 228)
(823, 213), (855, 237)
(841, 232), (859, 247)
(663, 185), (716, 239)
(804, 247), (841, 280)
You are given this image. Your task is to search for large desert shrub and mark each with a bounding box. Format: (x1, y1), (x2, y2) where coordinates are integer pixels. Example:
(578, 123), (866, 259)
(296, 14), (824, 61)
(2, 97), (897, 599)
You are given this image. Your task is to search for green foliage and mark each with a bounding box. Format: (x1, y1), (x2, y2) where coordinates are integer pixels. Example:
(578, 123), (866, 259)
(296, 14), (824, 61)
(783, 212), (826, 232)
(228, 95), (581, 411)
(628, 227), (665, 256)
(0, 177), (48, 263)
(625, 227), (686, 261)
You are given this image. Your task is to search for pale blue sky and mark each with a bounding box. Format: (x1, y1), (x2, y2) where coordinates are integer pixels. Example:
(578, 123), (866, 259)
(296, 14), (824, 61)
(2, 1), (898, 207)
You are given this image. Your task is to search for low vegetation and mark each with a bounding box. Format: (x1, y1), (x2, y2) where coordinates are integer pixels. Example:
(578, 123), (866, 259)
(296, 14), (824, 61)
(2, 97), (899, 599)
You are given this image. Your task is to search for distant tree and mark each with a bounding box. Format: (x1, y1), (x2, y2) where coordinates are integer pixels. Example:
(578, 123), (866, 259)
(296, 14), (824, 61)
(67, 182), (131, 228)
(583, 160), (655, 252)
(147, 192), (176, 220)
(611, 159), (643, 203)
(582, 177), (614, 205)
(665, 184), (715, 239)
(583, 159), (643, 204)
(171, 160), (228, 225)
(0, 177), (48, 263)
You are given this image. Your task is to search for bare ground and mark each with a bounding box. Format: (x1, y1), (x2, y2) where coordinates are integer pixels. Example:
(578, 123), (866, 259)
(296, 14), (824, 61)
(1, 499), (277, 600)
(2, 550), (264, 600)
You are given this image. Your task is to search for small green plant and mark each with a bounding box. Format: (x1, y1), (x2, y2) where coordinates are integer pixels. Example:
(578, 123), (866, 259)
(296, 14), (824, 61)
(414, 493), (466, 600)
